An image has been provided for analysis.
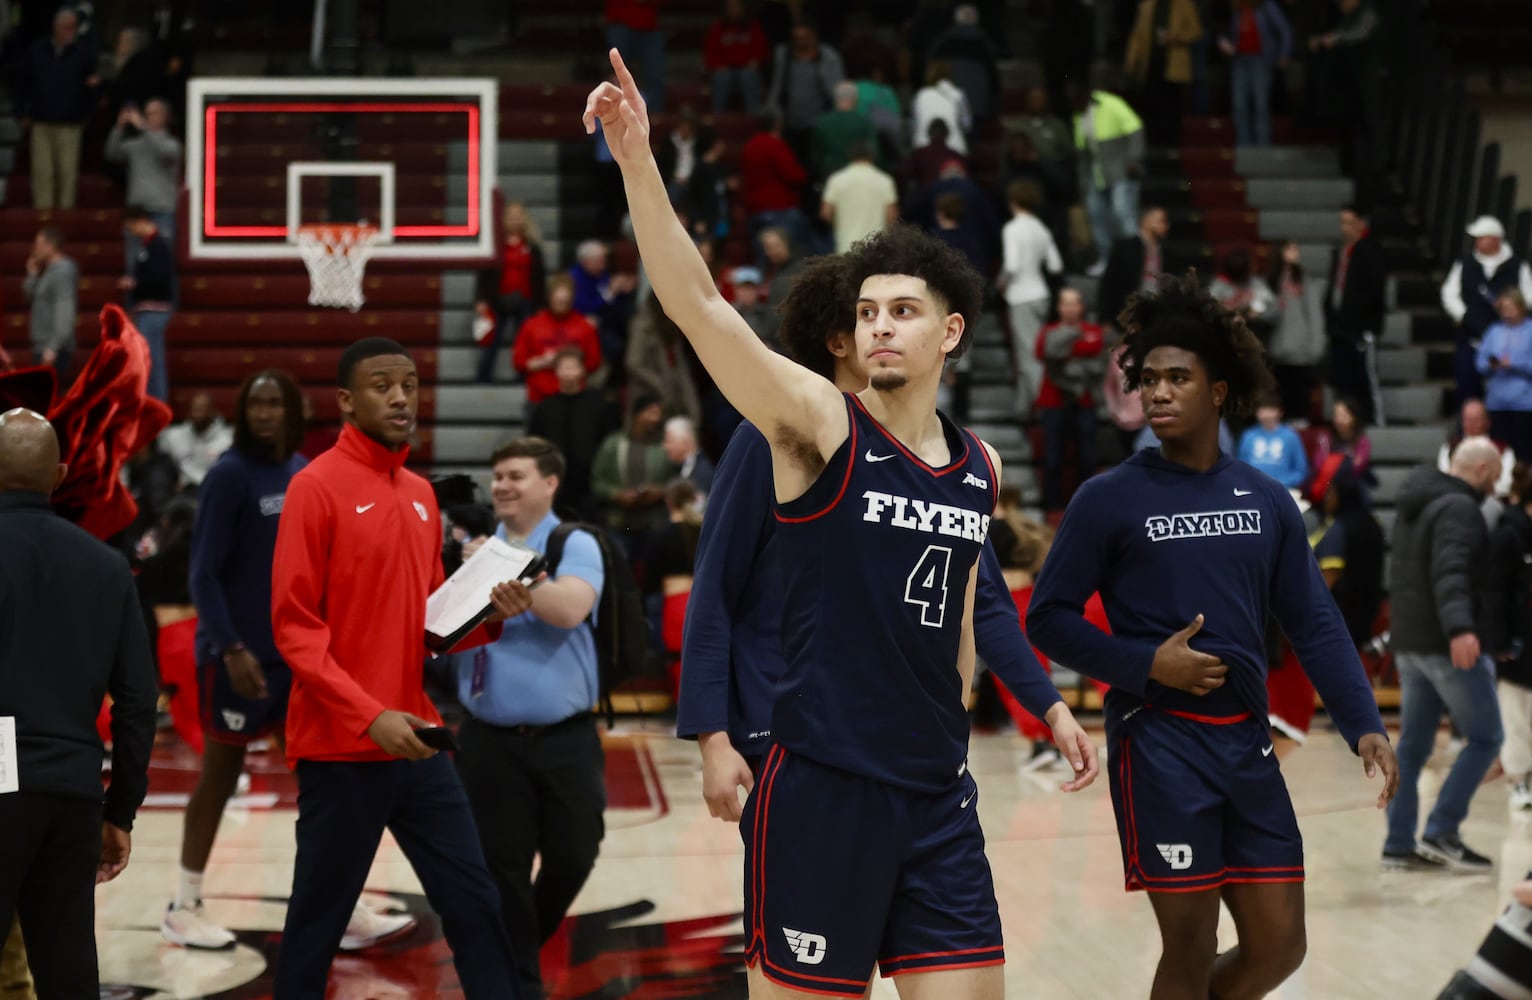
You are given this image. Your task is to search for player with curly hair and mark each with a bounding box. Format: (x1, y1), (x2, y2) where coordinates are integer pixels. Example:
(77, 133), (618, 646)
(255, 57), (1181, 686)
(584, 49), (1092, 999)
(1028, 271), (1399, 1000)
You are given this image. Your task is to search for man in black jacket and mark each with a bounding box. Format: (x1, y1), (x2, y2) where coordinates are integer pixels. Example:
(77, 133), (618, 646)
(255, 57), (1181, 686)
(527, 347), (619, 518)
(123, 206), (176, 402)
(1095, 205), (1169, 333)
(16, 9), (98, 210)
(0, 407), (158, 995)
(1481, 462), (1532, 811)
(1383, 438), (1503, 873)
(1326, 204), (1387, 424)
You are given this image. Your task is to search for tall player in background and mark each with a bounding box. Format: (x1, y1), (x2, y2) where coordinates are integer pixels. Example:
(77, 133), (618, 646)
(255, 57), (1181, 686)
(588, 51), (1024, 999)
(1028, 274), (1398, 1000)
(162, 369), (415, 952)
(678, 255), (1096, 823)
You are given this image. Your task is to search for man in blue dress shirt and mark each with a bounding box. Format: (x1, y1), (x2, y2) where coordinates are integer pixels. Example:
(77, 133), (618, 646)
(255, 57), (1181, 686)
(455, 437), (606, 998)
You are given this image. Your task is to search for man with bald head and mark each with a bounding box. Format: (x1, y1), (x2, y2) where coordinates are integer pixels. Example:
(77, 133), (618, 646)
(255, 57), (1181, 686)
(1383, 435), (1505, 873)
(0, 408), (158, 996)
(160, 391), (233, 490)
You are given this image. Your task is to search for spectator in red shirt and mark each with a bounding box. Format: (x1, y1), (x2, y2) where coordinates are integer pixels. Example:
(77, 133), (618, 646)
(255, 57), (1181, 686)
(605, 0), (667, 113)
(739, 110), (812, 265)
(706, 0), (768, 113)
(1035, 287), (1108, 509)
(475, 201), (548, 384)
(513, 275), (603, 406)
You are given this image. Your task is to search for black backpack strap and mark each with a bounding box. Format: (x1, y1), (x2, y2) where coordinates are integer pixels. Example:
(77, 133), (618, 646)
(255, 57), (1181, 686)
(543, 522), (580, 577)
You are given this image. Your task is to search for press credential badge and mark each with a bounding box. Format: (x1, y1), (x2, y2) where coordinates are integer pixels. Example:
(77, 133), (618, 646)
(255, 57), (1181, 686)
(0, 717), (17, 794)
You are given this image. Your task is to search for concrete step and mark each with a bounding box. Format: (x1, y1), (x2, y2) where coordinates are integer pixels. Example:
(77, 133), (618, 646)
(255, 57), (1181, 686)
(447, 172), (559, 207)
(1382, 311), (1412, 348)
(439, 345), (514, 382)
(1258, 210), (1344, 242)
(970, 346), (1012, 383)
(1376, 345), (1427, 384)
(1244, 178), (1353, 211)
(495, 141), (560, 173)
(1370, 465), (1413, 505)
(1379, 383), (1450, 425)
(1368, 425), (1444, 464)
(1234, 147), (1342, 179)
(434, 384), (527, 421)
(431, 423), (519, 464)
(969, 422), (1033, 463)
(969, 383), (1019, 421)
(443, 271), (477, 308)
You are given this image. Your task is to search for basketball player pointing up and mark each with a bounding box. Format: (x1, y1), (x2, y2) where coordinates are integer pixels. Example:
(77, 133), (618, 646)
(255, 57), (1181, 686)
(1028, 274), (1399, 1000)
(588, 51), (1011, 1000)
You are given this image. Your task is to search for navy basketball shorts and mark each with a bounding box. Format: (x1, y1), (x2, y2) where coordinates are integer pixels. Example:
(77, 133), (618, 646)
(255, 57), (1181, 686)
(198, 660), (292, 745)
(741, 746), (1004, 995)
(1107, 708), (1304, 893)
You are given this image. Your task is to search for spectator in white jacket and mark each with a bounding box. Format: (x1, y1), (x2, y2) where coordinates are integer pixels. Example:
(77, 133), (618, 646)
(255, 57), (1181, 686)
(911, 62), (972, 157)
(999, 180), (1063, 413)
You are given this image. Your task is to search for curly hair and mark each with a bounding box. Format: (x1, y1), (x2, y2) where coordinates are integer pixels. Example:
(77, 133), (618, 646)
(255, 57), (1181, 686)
(1116, 270), (1273, 421)
(842, 224), (985, 361)
(777, 254), (856, 380)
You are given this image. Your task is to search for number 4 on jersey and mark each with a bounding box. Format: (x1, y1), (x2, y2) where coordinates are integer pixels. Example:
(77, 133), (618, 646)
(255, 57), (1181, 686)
(904, 545), (953, 628)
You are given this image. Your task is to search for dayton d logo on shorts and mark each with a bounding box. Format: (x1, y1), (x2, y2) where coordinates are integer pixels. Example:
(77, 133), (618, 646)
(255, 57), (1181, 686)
(1157, 843), (1194, 870)
(782, 927), (827, 965)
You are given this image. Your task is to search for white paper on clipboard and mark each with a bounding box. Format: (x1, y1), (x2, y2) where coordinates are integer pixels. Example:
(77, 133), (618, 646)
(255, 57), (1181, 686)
(424, 536), (540, 643)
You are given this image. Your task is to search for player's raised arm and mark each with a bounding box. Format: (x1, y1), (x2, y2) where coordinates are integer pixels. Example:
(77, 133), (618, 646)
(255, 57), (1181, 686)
(582, 49), (843, 449)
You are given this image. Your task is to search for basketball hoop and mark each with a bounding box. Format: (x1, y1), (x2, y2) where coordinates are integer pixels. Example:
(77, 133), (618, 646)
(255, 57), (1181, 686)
(295, 224), (380, 311)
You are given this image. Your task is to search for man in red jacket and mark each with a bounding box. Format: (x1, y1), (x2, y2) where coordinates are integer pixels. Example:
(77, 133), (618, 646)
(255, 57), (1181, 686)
(739, 109), (811, 265)
(705, 0), (767, 112)
(270, 337), (534, 998)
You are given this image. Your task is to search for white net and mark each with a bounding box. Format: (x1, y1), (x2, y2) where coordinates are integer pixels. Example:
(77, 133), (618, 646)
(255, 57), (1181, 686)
(295, 224), (381, 311)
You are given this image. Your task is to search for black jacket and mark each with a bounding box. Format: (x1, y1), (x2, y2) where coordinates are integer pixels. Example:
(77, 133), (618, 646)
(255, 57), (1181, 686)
(1387, 466), (1489, 655)
(1482, 503), (1532, 687)
(130, 232), (175, 305)
(0, 492), (158, 829)
(1097, 236), (1172, 331)
(1325, 233), (1387, 340)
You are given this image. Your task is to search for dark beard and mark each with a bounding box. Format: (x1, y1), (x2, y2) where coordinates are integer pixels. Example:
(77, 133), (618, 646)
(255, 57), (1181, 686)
(870, 371), (908, 391)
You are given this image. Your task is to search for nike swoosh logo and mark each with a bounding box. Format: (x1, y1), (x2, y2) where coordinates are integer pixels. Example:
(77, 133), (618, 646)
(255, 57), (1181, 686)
(960, 792), (976, 809)
(1234, 489), (1252, 497)
(355, 503), (376, 514)
(1261, 744), (1274, 757)
(865, 450), (895, 463)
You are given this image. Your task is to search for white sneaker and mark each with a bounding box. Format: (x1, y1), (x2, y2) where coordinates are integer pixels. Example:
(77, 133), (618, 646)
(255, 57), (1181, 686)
(1511, 780), (1532, 811)
(339, 901), (417, 952)
(1022, 744), (1063, 773)
(161, 902), (237, 950)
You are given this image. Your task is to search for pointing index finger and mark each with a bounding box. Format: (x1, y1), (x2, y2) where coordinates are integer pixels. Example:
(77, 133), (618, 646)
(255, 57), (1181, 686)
(609, 48), (641, 104)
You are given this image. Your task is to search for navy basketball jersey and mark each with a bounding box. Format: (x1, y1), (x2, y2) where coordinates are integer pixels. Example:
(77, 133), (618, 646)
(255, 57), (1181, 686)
(771, 394), (998, 792)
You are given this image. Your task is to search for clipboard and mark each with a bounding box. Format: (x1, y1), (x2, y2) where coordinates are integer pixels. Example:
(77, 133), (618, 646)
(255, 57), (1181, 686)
(424, 536), (547, 652)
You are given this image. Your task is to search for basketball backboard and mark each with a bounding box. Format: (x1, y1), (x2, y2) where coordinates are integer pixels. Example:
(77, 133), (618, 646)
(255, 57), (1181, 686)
(185, 77), (498, 262)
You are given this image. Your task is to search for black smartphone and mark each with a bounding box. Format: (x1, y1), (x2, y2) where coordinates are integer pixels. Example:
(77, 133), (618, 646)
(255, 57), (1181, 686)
(413, 726), (459, 753)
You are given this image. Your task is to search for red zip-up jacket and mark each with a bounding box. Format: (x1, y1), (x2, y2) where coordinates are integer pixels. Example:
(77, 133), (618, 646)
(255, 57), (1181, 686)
(512, 308), (603, 403)
(605, 0), (663, 32)
(272, 423), (497, 766)
(739, 132), (807, 215)
(704, 18), (768, 71)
